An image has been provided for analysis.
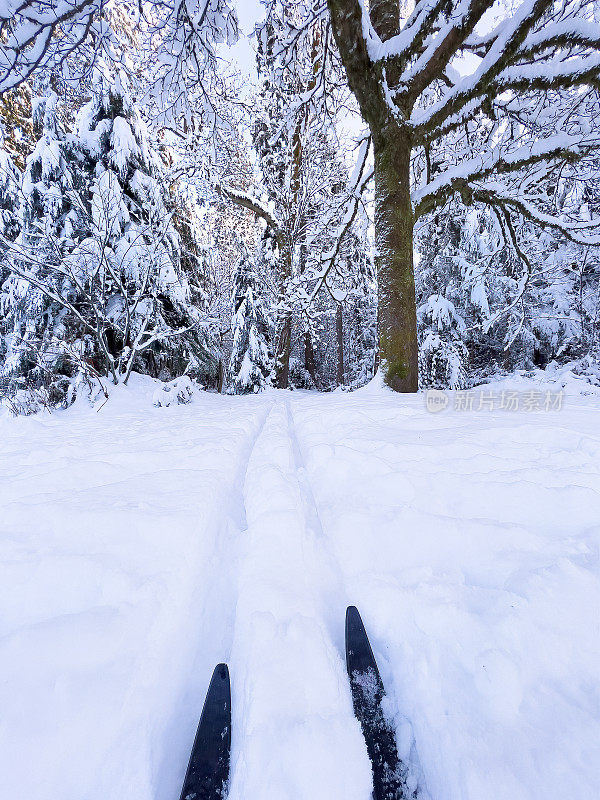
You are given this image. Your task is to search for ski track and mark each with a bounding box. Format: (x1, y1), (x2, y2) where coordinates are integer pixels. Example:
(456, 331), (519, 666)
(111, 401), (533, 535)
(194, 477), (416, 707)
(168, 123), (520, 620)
(227, 399), (372, 800)
(286, 398), (430, 800)
(157, 398), (273, 800)
(285, 399), (349, 651)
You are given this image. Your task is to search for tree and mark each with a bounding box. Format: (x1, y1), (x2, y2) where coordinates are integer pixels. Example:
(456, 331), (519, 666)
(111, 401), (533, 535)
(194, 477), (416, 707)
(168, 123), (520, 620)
(68, 70), (219, 384)
(227, 244), (271, 394)
(220, 3), (369, 388)
(0, 126), (21, 246)
(0, 85), (34, 171)
(0, 0), (238, 122)
(1, 73), (221, 401)
(0, 90), (87, 392)
(415, 171), (600, 383)
(322, 0), (600, 391)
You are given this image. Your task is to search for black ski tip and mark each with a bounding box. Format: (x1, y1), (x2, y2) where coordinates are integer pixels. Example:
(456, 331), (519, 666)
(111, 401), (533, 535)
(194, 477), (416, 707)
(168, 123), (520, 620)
(345, 607), (409, 800)
(345, 605), (382, 684)
(179, 663), (231, 800)
(212, 662), (230, 690)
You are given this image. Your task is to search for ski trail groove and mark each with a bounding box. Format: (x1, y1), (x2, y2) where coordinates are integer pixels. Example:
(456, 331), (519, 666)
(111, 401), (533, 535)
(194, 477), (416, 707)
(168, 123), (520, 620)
(226, 400), (373, 800)
(157, 401), (274, 800)
(285, 399), (354, 653)
(287, 397), (432, 800)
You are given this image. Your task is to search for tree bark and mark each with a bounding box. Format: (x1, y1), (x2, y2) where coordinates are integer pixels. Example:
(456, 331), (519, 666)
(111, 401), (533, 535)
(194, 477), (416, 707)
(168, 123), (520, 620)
(327, 0), (419, 392)
(304, 331), (318, 386)
(274, 240), (293, 388)
(336, 303), (345, 386)
(275, 316), (292, 388)
(373, 127), (419, 391)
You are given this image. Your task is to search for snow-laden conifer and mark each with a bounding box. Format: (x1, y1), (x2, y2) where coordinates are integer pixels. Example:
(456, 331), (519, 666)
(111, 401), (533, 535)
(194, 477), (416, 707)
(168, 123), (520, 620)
(227, 245), (271, 394)
(0, 91), (86, 395)
(0, 126), (21, 246)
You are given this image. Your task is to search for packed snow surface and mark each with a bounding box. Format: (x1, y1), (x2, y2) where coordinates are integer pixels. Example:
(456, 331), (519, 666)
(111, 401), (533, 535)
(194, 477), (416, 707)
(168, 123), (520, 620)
(1, 374), (599, 800)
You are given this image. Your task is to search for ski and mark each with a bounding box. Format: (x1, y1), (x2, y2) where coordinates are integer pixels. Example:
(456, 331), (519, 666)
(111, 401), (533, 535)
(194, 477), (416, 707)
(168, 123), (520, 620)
(179, 663), (231, 800)
(345, 606), (408, 800)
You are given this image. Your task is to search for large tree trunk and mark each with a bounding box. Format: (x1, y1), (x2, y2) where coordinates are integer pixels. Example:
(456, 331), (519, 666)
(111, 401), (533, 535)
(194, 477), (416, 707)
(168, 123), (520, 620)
(274, 241), (293, 388)
(327, 0), (419, 392)
(373, 126), (419, 392)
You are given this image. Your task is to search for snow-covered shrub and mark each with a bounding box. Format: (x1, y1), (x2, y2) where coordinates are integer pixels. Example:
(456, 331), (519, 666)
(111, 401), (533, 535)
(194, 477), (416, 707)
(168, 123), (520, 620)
(153, 375), (195, 407)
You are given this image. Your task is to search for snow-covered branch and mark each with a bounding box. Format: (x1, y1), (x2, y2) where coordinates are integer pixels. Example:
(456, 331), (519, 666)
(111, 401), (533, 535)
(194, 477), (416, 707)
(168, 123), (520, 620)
(216, 184), (283, 242)
(473, 182), (600, 247)
(414, 133), (599, 218)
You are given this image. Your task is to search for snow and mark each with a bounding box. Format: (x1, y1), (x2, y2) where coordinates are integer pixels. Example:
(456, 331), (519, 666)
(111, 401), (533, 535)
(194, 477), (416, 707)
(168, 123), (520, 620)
(110, 117), (141, 179)
(1, 373), (599, 800)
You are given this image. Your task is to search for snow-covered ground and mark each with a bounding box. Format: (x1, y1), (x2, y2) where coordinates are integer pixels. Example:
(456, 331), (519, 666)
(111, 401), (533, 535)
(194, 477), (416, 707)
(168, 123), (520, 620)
(1, 373), (599, 800)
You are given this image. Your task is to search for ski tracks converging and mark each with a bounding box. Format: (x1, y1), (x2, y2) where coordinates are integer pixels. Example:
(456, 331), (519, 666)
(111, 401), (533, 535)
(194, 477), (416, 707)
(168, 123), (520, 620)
(160, 399), (274, 799)
(226, 399), (372, 800)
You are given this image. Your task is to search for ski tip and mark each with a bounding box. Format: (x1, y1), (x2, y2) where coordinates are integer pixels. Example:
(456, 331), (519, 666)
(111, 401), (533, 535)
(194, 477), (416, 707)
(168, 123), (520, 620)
(178, 663), (231, 800)
(345, 605), (380, 681)
(345, 605), (365, 648)
(212, 662), (230, 685)
(206, 662), (230, 701)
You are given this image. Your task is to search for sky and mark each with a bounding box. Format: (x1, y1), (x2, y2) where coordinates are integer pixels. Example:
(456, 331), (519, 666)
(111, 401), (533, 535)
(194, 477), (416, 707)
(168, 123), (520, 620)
(227, 0), (264, 81)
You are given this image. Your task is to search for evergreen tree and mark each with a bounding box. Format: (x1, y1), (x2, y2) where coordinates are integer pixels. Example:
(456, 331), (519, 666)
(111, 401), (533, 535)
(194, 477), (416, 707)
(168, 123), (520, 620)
(0, 127), (21, 380)
(0, 85), (34, 171)
(0, 127), (21, 246)
(66, 70), (222, 384)
(1, 72), (223, 409)
(0, 91), (86, 394)
(416, 181), (600, 387)
(227, 245), (271, 394)
(346, 246), (378, 389)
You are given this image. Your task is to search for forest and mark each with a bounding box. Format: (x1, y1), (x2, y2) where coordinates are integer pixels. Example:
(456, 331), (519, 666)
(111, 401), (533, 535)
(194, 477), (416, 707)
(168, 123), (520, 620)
(0, 0), (599, 412)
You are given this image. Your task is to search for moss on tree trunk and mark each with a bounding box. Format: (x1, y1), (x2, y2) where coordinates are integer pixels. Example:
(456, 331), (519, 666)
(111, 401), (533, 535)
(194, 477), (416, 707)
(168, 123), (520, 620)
(374, 128), (419, 392)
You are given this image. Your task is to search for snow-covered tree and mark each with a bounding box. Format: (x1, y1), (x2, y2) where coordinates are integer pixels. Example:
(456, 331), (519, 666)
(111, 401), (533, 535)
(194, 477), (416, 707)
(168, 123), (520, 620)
(0, 85), (34, 171)
(0, 126), (21, 246)
(262, 0), (600, 391)
(0, 0), (238, 131)
(415, 173), (600, 386)
(0, 73), (223, 406)
(69, 70), (221, 384)
(0, 91), (86, 393)
(221, 6), (369, 389)
(345, 244), (378, 388)
(227, 245), (271, 394)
